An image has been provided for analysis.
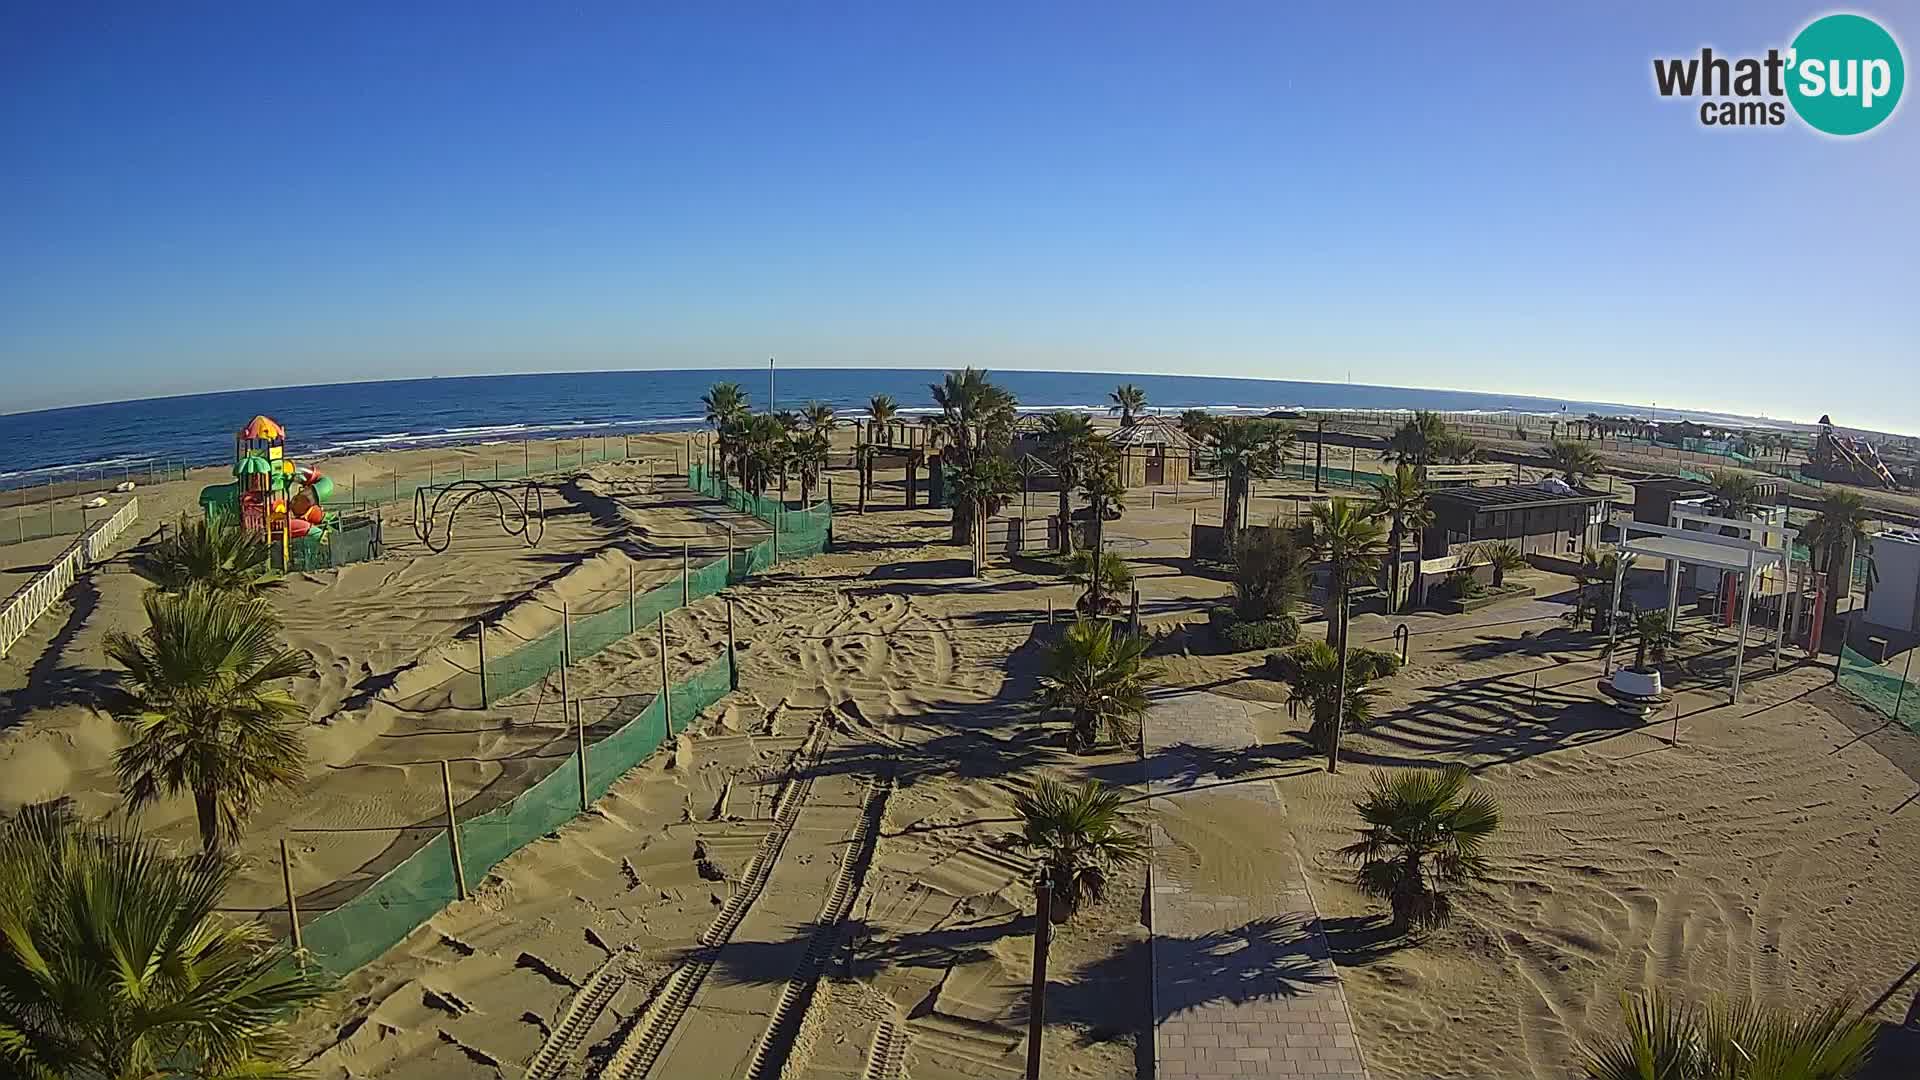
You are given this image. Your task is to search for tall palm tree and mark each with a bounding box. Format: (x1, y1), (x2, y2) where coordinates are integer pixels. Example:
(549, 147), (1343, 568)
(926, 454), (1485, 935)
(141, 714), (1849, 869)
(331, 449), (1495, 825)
(930, 368), (1018, 544)
(791, 428), (831, 507)
(1011, 778), (1145, 1080)
(1705, 469), (1762, 519)
(702, 381), (750, 479)
(861, 394), (900, 508)
(135, 512), (278, 596)
(1177, 408), (1218, 445)
(103, 588), (313, 854)
(1546, 440), (1603, 485)
(1039, 412), (1096, 555)
(1015, 778), (1145, 922)
(1108, 384), (1147, 428)
(1339, 766), (1500, 932)
(800, 400), (837, 433)
(737, 413), (790, 495)
(1206, 419), (1291, 547)
(0, 805), (323, 1080)
(1036, 618), (1153, 749)
(1278, 640), (1386, 752)
(1370, 465), (1432, 614)
(1583, 990), (1876, 1080)
(1306, 498), (1387, 651)
(1076, 438), (1126, 565)
(1804, 490), (1874, 650)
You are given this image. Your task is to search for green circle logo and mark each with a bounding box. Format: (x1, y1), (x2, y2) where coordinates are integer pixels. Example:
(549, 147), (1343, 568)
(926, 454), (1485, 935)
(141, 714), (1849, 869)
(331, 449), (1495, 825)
(1787, 13), (1904, 135)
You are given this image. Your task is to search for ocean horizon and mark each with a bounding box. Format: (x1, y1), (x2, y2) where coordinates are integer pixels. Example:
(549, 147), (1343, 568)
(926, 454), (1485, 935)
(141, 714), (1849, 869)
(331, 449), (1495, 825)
(0, 368), (1811, 488)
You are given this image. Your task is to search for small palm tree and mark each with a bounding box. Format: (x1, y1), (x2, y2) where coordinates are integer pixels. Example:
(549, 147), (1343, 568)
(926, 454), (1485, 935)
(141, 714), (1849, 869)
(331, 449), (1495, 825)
(1036, 619), (1153, 749)
(1705, 469), (1762, 519)
(1583, 990), (1876, 1080)
(860, 394), (900, 508)
(801, 400), (838, 433)
(103, 588), (313, 854)
(1633, 610), (1674, 670)
(135, 512), (278, 596)
(1040, 412), (1096, 555)
(1569, 549), (1634, 634)
(1278, 640), (1384, 752)
(791, 428), (832, 506)
(1076, 438), (1127, 560)
(1177, 408), (1218, 444)
(1804, 490), (1874, 649)
(930, 368), (1019, 544)
(1546, 440), (1603, 485)
(1066, 549), (1134, 616)
(1108, 383), (1147, 428)
(1485, 542), (1527, 587)
(0, 804), (323, 1079)
(1386, 411), (1450, 475)
(1306, 498), (1387, 651)
(1014, 778), (1145, 922)
(1339, 766), (1500, 932)
(1369, 465), (1432, 614)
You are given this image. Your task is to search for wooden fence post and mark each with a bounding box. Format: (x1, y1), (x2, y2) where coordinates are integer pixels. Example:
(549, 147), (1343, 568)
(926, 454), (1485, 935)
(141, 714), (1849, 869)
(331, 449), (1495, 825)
(658, 612), (673, 734)
(477, 620), (488, 708)
(682, 541), (690, 605)
(442, 761), (468, 900)
(280, 840), (303, 958)
(727, 600), (740, 690)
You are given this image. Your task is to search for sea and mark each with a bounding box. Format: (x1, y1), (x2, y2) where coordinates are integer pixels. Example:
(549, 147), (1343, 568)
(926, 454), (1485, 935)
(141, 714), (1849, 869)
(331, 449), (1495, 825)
(0, 368), (1784, 490)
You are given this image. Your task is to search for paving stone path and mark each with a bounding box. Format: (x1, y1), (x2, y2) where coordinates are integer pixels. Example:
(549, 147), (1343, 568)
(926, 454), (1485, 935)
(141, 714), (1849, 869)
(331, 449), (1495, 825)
(1145, 691), (1370, 1078)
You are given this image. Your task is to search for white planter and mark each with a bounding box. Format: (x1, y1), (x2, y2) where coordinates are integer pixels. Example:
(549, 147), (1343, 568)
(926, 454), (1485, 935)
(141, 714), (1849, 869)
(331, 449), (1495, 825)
(1612, 668), (1662, 698)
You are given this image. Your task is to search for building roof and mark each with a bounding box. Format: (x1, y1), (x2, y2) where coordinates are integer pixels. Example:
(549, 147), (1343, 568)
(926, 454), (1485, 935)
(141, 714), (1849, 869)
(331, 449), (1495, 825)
(1108, 414), (1199, 450)
(1430, 482), (1612, 511)
(1621, 534), (1785, 574)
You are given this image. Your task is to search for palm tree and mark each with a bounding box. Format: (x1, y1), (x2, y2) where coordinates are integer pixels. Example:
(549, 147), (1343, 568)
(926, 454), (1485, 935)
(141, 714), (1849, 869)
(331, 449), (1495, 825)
(1804, 490), (1874, 650)
(1339, 766), (1500, 932)
(1039, 412), (1096, 556)
(1386, 411), (1451, 476)
(1485, 542), (1527, 587)
(1705, 469), (1762, 519)
(1569, 548), (1633, 634)
(103, 588), (313, 854)
(1279, 640), (1385, 752)
(1369, 465), (1432, 614)
(1011, 779), (1145, 1080)
(1633, 610), (1674, 670)
(737, 413), (790, 495)
(930, 368), (1018, 544)
(1583, 990), (1876, 1080)
(1066, 549), (1134, 616)
(0, 805), (323, 1080)
(1546, 440), (1603, 485)
(1076, 438), (1126, 563)
(135, 512), (278, 596)
(791, 428), (831, 507)
(1177, 408), (1218, 444)
(1306, 498), (1387, 651)
(702, 381), (750, 478)
(1014, 778), (1145, 922)
(801, 400), (837, 433)
(860, 394), (900, 509)
(1036, 618), (1153, 749)
(1206, 419), (1291, 547)
(1108, 383), (1147, 428)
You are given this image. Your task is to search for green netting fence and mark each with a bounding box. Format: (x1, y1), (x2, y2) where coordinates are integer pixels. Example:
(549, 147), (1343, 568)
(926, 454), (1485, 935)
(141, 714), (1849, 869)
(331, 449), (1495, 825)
(293, 459), (828, 976)
(300, 655), (733, 975)
(338, 436), (682, 512)
(1837, 645), (1919, 734)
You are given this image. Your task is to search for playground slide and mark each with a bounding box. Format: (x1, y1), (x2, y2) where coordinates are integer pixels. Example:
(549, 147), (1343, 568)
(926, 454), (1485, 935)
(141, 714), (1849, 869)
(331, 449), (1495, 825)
(1833, 433), (1898, 489)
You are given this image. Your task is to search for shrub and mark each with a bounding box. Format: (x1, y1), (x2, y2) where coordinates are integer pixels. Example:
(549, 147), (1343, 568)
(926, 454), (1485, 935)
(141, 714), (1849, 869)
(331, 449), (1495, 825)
(1232, 526), (1304, 621)
(1221, 616), (1299, 652)
(1267, 643), (1400, 683)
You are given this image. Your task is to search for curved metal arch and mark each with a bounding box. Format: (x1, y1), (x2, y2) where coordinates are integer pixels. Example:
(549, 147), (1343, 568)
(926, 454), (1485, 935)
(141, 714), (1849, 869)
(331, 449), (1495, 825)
(412, 480), (546, 553)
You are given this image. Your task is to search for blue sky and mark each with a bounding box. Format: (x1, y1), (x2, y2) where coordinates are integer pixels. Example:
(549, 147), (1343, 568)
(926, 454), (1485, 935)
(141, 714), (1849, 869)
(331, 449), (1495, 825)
(2, 3), (1914, 430)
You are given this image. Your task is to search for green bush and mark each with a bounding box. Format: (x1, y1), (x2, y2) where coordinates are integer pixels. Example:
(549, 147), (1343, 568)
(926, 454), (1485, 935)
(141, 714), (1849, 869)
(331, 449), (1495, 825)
(1221, 616), (1299, 652)
(1267, 643), (1400, 682)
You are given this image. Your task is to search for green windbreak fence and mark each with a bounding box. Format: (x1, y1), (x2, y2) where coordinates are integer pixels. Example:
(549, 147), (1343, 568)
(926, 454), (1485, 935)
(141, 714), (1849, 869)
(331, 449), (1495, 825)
(1837, 645), (1919, 734)
(300, 655), (733, 976)
(336, 437), (675, 512)
(296, 463), (829, 976)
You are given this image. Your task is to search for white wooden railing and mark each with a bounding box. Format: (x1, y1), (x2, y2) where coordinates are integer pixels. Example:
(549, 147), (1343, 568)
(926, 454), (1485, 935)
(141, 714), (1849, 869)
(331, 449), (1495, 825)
(0, 497), (139, 658)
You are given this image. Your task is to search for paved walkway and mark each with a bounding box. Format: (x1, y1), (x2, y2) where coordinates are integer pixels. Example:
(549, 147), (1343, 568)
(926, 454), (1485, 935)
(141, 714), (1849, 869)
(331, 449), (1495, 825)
(1146, 692), (1369, 1079)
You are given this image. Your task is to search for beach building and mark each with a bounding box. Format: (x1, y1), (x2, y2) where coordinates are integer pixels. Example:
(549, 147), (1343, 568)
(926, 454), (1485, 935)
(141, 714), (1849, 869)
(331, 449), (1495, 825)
(1108, 415), (1196, 488)
(1864, 530), (1920, 636)
(1421, 479), (1612, 559)
(1631, 476), (1780, 527)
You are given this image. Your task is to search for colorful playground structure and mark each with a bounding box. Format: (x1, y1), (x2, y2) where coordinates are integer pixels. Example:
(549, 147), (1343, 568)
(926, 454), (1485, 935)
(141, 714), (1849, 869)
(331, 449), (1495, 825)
(200, 415), (378, 570)
(1810, 414), (1901, 490)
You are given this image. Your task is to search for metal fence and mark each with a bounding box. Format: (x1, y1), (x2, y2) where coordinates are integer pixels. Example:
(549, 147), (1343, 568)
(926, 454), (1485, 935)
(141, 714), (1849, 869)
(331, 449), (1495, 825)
(1, 498), (140, 658)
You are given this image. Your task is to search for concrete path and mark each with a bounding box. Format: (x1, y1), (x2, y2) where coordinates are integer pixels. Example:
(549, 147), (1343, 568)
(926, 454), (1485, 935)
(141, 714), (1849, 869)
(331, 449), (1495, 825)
(1145, 692), (1370, 1079)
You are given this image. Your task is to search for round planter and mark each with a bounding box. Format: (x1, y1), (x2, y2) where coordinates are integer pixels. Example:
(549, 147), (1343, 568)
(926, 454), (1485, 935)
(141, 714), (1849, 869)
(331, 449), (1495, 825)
(1612, 667), (1662, 698)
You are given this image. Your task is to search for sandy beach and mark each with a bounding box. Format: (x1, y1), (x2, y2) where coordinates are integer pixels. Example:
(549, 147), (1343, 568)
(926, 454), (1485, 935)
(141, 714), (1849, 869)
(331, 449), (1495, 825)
(4, 430), (1917, 1079)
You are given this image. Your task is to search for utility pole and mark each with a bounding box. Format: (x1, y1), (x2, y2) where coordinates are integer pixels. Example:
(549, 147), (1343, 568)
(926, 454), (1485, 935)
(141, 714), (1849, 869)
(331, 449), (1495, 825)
(1025, 870), (1053, 1080)
(768, 356), (776, 414)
